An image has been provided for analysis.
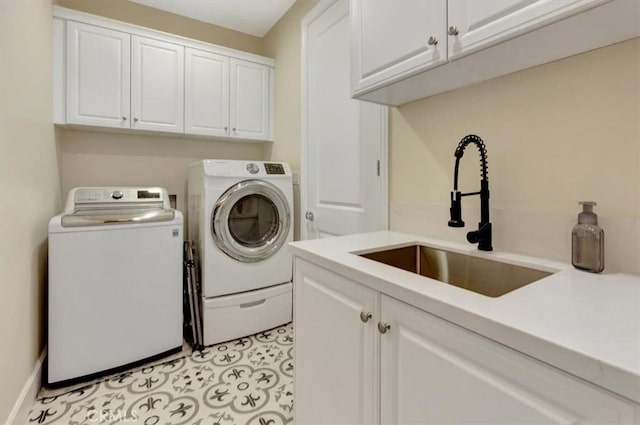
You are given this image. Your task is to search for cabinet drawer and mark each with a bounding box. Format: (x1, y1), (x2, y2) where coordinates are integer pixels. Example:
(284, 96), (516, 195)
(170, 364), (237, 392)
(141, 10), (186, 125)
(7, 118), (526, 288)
(202, 283), (291, 346)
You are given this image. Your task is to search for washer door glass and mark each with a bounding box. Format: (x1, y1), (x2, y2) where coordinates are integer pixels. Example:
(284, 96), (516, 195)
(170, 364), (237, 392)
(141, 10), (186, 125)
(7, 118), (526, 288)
(212, 180), (290, 262)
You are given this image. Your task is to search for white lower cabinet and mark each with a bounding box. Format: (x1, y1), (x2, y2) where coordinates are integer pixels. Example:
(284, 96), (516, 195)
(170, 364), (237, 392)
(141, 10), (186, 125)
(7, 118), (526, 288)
(380, 295), (637, 424)
(294, 258), (639, 425)
(294, 259), (379, 425)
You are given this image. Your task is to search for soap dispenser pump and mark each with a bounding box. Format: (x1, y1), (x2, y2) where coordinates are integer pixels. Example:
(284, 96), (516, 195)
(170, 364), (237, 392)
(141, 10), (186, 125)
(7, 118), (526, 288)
(572, 201), (604, 273)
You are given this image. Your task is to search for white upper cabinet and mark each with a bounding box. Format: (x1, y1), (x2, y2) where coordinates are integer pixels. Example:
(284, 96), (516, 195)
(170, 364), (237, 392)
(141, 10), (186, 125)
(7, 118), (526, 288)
(185, 48), (230, 137)
(448, 0), (602, 59)
(185, 52), (272, 141)
(351, 0), (639, 105)
(54, 6), (275, 141)
(351, 0), (447, 94)
(230, 59), (271, 141)
(66, 22), (130, 128)
(131, 36), (184, 133)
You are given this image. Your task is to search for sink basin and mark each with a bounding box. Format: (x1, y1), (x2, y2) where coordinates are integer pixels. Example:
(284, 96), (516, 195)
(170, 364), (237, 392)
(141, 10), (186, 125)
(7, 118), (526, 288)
(359, 244), (553, 297)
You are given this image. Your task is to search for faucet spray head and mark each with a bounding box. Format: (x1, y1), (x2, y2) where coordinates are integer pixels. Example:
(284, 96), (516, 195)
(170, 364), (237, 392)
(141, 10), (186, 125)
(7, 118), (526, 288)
(448, 191), (465, 227)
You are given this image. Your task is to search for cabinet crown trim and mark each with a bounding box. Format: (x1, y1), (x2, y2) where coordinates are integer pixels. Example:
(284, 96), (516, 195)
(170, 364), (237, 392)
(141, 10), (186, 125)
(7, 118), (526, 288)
(53, 6), (274, 68)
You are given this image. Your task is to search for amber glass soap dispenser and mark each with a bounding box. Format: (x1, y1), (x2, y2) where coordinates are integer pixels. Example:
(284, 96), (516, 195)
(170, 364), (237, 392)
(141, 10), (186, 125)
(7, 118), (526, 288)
(572, 201), (604, 273)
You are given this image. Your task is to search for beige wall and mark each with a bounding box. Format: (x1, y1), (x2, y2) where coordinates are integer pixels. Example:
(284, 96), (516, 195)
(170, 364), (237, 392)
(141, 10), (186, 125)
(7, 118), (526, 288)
(390, 38), (640, 273)
(59, 130), (264, 212)
(56, 0), (263, 55)
(262, 0), (319, 239)
(0, 0), (62, 422)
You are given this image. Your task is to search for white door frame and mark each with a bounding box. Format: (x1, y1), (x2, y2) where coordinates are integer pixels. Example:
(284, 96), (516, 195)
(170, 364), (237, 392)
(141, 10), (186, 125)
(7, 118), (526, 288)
(300, 0), (389, 240)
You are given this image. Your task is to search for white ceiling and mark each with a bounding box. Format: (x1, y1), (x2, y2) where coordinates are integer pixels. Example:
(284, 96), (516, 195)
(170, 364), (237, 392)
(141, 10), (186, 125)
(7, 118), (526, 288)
(129, 0), (297, 37)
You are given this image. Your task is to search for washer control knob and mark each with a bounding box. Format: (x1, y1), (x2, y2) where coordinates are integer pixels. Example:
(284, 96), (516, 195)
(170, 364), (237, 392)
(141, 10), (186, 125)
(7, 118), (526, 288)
(246, 163), (259, 174)
(111, 190), (124, 200)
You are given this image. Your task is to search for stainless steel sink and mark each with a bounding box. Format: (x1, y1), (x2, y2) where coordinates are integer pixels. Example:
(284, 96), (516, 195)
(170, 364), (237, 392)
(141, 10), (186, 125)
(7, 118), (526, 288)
(359, 244), (553, 297)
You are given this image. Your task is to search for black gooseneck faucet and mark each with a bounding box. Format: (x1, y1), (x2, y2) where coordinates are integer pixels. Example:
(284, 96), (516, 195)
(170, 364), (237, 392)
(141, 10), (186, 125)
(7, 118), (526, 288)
(448, 134), (493, 251)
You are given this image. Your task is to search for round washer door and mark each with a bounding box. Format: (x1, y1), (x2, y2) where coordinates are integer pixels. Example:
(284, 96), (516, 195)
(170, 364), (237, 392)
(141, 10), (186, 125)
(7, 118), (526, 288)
(211, 180), (291, 263)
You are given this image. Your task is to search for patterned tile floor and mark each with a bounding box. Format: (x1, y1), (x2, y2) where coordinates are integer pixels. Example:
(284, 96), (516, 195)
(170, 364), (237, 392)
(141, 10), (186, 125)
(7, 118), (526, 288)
(28, 323), (294, 425)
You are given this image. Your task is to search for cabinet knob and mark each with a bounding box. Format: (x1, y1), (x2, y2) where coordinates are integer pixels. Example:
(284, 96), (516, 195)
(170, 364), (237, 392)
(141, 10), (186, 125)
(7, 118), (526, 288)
(377, 322), (390, 334)
(360, 311), (372, 323)
(133, 117), (139, 122)
(232, 127), (237, 132)
(448, 25), (459, 36)
(224, 126), (228, 131)
(122, 116), (127, 121)
(305, 211), (314, 221)
(427, 36), (438, 46)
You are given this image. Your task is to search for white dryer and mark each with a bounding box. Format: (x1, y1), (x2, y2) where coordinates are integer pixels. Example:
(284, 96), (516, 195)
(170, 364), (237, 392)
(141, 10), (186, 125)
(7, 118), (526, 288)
(188, 160), (293, 345)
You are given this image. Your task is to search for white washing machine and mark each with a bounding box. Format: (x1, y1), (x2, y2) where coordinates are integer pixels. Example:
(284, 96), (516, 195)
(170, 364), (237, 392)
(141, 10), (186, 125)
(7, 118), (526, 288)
(48, 187), (183, 384)
(188, 160), (293, 345)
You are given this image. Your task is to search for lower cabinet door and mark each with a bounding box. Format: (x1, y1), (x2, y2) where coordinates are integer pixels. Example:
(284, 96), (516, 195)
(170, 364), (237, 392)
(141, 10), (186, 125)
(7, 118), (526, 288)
(380, 295), (637, 424)
(294, 259), (379, 425)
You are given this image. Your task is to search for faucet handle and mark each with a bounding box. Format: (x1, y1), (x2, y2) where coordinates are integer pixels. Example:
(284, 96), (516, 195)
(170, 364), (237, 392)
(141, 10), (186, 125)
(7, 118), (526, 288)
(448, 191), (465, 227)
(468, 222), (493, 251)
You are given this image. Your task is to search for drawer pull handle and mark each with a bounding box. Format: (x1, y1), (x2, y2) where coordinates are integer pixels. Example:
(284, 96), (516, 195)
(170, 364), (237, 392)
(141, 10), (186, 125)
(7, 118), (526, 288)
(240, 299), (266, 308)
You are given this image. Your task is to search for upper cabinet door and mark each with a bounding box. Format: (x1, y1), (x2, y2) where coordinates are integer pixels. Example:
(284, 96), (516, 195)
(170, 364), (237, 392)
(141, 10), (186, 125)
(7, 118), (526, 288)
(66, 22), (130, 128)
(131, 36), (184, 133)
(448, 0), (603, 59)
(229, 59), (270, 140)
(351, 0), (447, 95)
(185, 48), (230, 137)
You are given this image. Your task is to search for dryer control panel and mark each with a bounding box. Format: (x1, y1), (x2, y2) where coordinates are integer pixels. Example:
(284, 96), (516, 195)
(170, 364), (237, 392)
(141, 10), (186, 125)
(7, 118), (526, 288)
(264, 163), (285, 175)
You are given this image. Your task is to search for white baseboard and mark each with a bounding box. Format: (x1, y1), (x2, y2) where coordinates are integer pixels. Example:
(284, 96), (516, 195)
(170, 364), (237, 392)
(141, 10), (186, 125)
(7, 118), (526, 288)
(4, 349), (45, 425)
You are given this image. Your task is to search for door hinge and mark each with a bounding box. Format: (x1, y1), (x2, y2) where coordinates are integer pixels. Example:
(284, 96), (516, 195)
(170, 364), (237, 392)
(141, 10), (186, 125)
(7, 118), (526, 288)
(377, 160), (381, 177)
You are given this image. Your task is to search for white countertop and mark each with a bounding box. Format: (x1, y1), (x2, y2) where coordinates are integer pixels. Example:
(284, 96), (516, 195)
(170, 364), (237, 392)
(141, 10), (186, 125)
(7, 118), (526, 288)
(289, 231), (640, 403)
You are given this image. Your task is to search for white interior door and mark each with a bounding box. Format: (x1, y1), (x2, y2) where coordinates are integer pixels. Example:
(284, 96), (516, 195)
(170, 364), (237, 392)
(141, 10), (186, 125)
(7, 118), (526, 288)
(302, 0), (388, 239)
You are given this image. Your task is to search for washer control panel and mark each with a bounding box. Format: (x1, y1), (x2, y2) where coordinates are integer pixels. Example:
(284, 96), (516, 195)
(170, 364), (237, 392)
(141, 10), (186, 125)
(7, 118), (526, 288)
(66, 187), (170, 212)
(264, 163), (285, 175)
